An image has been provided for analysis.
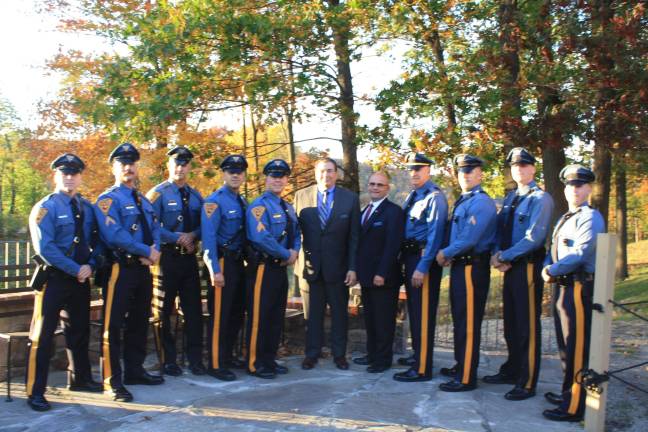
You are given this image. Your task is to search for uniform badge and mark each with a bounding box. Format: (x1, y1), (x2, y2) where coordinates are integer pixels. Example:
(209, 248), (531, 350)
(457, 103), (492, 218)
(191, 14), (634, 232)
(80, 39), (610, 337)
(251, 206), (266, 232)
(98, 198), (113, 215)
(469, 215), (477, 225)
(35, 208), (48, 225)
(146, 190), (161, 204)
(204, 203), (218, 218)
(105, 216), (116, 226)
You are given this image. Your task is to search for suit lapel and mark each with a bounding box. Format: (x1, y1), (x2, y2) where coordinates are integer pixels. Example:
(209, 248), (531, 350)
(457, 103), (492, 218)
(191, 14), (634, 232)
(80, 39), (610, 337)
(362, 199), (385, 232)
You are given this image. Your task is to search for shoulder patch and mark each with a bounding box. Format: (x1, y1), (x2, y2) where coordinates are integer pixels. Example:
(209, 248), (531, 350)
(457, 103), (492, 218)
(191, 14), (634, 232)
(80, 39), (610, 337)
(204, 202), (218, 218)
(146, 191), (161, 203)
(35, 208), (48, 225)
(97, 198), (113, 216)
(469, 215), (477, 225)
(251, 206), (266, 232)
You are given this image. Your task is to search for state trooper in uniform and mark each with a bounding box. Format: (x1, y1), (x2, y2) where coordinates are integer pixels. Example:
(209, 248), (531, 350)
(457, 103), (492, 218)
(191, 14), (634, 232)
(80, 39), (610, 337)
(246, 159), (300, 379)
(25, 154), (104, 411)
(391, 153), (448, 382)
(437, 154), (497, 392)
(201, 154), (249, 381)
(541, 164), (604, 422)
(93, 143), (163, 402)
(146, 146), (205, 377)
(486, 148), (554, 400)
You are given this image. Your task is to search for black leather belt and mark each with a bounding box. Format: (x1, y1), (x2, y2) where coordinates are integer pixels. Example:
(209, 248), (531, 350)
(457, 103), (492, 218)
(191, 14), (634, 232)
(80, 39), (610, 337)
(113, 251), (144, 266)
(557, 272), (594, 285)
(454, 252), (491, 264)
(162, 244), (195, 256)
(219, 248), (243, 261)
(401, 239), (425, 254)
(512, 247), (546, 264)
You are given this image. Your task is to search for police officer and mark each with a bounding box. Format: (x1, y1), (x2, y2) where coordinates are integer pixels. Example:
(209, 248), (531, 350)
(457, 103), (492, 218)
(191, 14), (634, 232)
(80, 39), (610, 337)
(436, 154), (497, 392)
(391, 153), (448, 382)
(25, 154), (104, 411)
(541, 164), (604, 422)
(246, 159), (300, 379)
(201, 154), (249, 381)
(93, 143), (163, 402)
(146, 146), (205, 377)
(485, 148), (554, 400)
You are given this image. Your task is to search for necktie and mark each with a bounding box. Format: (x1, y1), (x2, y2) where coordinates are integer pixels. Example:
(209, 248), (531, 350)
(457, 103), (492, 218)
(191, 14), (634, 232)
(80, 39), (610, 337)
(132, 189), (153, 246)
(179, 187), (192, 232)
(236, 194), (247, 241)
(362, 203), (373, 227)
(501, 190), (533, 250)
(70, 198), (90, 264)
(318, 190), (330, 229)
(279, 199), (294, 248)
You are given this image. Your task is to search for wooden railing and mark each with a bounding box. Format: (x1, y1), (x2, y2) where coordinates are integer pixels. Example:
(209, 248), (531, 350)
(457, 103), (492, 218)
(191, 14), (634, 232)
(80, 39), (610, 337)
(0, 241), (33, 293)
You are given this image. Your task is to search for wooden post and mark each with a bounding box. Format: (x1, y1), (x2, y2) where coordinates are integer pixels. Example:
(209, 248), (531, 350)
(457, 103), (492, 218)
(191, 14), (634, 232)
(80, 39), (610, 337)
(585, 233), (617, 432)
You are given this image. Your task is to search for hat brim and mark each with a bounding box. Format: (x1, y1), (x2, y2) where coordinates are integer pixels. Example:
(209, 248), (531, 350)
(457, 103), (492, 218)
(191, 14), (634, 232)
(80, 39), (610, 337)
(564, 179), (588, 186)
(113, 157), (137, 164)
(173, 159), (191, 166)
(58, 167), (82, 175)
(509, 160), (534, 166)
(266, 171), (288, 178)
(457, 166), (477, 173)
(224, 168), (244, 174)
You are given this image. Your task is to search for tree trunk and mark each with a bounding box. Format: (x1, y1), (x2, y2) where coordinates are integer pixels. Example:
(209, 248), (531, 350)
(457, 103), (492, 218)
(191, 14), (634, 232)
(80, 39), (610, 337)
(497, 0), (523, 191)
(242, 105), (248, 197)
(328, 0), (359, 193)
(542, 145), (568, 224)
(615, 164), (628, 279)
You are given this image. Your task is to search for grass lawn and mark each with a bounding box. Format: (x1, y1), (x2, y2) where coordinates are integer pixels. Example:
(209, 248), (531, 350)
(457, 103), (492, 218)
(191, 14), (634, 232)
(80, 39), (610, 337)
(614, 265), (648, 320)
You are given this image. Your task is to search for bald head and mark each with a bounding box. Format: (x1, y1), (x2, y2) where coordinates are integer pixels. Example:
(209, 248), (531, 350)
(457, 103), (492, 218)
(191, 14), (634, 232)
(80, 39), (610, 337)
(367, 171), (390, 202)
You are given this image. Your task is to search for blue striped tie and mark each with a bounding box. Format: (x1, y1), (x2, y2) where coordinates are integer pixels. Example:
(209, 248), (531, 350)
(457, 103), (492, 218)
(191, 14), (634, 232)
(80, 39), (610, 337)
(318, 190), (330, 229)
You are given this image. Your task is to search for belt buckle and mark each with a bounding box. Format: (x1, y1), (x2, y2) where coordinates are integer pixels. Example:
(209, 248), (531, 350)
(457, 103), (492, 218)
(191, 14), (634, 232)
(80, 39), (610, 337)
(179, 246), (188, 255)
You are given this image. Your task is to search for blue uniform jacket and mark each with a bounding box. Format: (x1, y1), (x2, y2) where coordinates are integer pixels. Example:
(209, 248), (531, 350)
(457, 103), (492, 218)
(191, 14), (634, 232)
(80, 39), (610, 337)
(494, 181), (554, 262)
(246, 191), (301, 260)
(93, 184), (161, 257)
(29, 192), (104, 276)
(403, 180), (449, 273)
(146, 181), (203, 244)
(442, 185), (497, 258)
(544, 204), (605, 275)
(201, 186), (247, 275)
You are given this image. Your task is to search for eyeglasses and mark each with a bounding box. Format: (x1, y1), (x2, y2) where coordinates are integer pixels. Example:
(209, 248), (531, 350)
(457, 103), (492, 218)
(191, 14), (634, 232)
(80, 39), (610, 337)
(368, 182), (387, 187)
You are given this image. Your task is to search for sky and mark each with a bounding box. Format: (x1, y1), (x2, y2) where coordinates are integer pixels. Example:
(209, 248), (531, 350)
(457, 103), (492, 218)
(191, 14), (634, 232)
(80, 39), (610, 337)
(0, 1), (407, 162)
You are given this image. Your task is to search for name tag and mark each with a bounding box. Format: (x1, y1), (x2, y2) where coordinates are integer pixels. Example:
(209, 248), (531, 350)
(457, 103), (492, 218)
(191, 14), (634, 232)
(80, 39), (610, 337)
(58, 215), (68, 219)
(168, 201), (177, 206)
(273, 213), (282, 219)
(125, 205), (135, 210)
(228, 210), (237, 214)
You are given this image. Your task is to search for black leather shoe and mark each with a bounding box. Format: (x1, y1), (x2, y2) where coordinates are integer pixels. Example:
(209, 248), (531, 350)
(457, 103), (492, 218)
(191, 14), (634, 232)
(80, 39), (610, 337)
(505, 386), (536, 401)
(248, 366), (276, 379)
(124, 371), (165, 385)
(224, 358), (246, 369)
(439, 380), (477, 392)
(272, 362), (289, 374)
(440, 364), (458, 377)
(207, 368), (236, 381)
(542, 408), (583, 422)
(68, 379), (103, 393)
(163, 363), (183, 377)
(483, 371), (517, 385)
(397, 355), (416, 367)
(393, 367), (432, 382)
(334, 356), (349, 370)
(189, 363), (207, 376)
(27, 395), (51, 411)
(110, 386), (133, 402)
(353, 356), (371, 366)
(302, 357), (317, 370)
(544, 391), (564, 406)
(367, 364), (390, 373)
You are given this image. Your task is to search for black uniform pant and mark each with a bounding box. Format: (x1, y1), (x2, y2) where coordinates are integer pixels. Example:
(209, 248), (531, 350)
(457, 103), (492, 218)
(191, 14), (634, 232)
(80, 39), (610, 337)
(25, 271), (92, 397)
(554, 278), (593, 416)
(361, 284), (399, 367)
(305, 277), (349, 359)
(498, 259), (543, 390)
(207, 254), (246, 370)
(402, 251), (442, 376)
(450, 259), (490, 385)
(246, 262), (288, 372)
(101, 263), (153, 389)
(153, 252), (203, 367)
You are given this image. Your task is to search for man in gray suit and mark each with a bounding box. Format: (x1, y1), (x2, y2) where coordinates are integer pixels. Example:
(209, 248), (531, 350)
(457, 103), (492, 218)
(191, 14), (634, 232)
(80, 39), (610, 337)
(294, 158), (360, 370)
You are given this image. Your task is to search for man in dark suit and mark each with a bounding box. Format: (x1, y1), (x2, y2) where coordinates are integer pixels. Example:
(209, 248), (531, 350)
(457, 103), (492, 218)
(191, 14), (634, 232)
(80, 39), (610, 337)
(294, 157), (360, 370)
(353, 172), (404, 372)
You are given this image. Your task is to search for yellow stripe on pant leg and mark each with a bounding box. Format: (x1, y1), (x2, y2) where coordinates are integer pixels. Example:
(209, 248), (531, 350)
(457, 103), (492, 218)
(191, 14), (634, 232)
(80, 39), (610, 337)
(211, 257), (225, 369)
(26, 284), (47, 396)
(525, 262), (537, 390)
(462, 265), (474, 385)
(568, 281), (585, 414)
(418, 273), (430, 375)
(150, 263), (164, 364)
(102, 263), (119, 390)
(247, 263), (265, 373)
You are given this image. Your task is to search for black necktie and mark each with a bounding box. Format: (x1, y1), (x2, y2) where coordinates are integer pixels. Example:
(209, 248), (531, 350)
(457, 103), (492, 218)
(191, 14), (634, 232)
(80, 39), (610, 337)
(237, 194), (247, 240)
(132, 189), (153, 246)
(71, 198), (90, 264)
(279, 199), (294, 248)
(180, 187), (192, 232)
